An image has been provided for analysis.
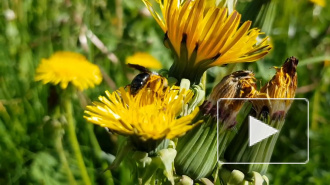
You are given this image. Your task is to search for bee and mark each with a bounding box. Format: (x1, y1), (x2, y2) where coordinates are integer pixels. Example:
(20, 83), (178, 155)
(128, 64), (168, 96)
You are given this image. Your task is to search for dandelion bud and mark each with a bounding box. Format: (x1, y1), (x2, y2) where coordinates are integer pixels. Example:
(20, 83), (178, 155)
(205, 70), (257, 130)
(253, 56), (298, 119)
(224, 57), (298, 175)
(174, 70), (257, 180)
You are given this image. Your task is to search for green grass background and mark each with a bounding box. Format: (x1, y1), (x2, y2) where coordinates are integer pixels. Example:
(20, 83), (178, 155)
(0, 0), (329, 184)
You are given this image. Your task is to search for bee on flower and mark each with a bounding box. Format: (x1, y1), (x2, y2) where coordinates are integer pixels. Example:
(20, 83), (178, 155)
(127, 64), (168, 96)
(84, 63), (203, 184)
(84, 74), (201, 152)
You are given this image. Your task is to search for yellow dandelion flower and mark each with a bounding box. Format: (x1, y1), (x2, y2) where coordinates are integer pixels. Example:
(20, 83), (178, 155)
(126, 52), (163, 69)
(310, 0), (326, 7)
(84, 85), (200, 142)
(35, 51), (102, 91)
(143, 0), (272, 83)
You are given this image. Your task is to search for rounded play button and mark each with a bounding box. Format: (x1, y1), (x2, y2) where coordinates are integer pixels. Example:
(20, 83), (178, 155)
(249, 116), (279, 147)
(218, 98), (309, 164)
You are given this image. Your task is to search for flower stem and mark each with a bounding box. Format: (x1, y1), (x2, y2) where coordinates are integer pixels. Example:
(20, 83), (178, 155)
(64, 97), (91, 185)
(115, 0), (123, 38)
(55, 127), (77, 185)
(87, 124), (114, 185)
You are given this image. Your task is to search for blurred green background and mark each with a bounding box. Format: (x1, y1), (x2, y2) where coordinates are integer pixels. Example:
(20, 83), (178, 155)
(0, 0), (329, 184)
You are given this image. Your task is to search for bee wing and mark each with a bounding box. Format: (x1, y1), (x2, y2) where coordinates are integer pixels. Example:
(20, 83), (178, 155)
(127, 63), (150, 73)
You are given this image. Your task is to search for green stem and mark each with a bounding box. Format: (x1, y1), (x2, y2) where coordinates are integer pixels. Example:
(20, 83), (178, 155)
(312, 88), (320, 130)
(87, 124), (114, 185)
(55, 127), (77, 185)
(64, 97), (92, 185)
(115, 0), (123, 38)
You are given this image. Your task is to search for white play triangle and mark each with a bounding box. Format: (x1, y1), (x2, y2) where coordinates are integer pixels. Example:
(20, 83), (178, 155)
(249, 116), (279, 147)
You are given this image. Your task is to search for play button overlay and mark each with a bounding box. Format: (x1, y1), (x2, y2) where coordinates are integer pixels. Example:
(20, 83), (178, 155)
(249, 116), (279, 147)
(217, 98), (309, 164)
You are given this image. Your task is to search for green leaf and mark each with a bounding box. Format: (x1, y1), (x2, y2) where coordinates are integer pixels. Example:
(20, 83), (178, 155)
(298, 56), (330, 66)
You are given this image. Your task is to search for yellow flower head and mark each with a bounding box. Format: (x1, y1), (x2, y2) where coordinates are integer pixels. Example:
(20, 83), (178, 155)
(310, 0), (326, 7)
(35, 51), (102, 91)
(84, 84), (200, 142)
(126, 52), (163, 69)
(143, 0), (272, 83)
